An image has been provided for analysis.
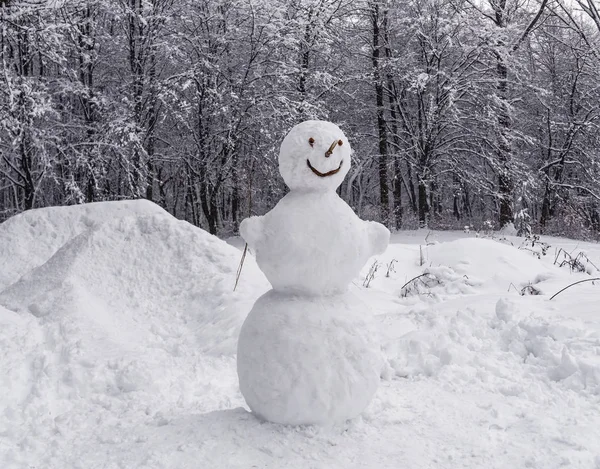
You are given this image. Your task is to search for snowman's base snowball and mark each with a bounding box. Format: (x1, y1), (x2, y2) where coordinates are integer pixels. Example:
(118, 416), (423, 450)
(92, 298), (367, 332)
(237, 290), (382, 426)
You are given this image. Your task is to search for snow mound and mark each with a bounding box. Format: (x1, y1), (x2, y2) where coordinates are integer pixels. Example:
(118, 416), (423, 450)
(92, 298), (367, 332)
(0, 207), (268, 357)
(0, 202), (269, 464)
(385, 299), (600, 396)
(400, 265), (482, 299)
(0, 200), (166, 290)
(424, 238), (554, 291)
(498, 222), (518, 236)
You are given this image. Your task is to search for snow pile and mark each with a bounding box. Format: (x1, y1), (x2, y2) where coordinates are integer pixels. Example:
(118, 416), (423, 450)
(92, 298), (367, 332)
(1, 203), (268, 357)
(371, 237), (559, 303)
(385, 298), (600, 395)
(0, 199), (166, 290)
(409, 238), (556, 296)
(498, 222), (518, 236)
(0, 201), (270, 468)
(238, 291), (382, 425)
(400, 265), (482, 299)
(426, 238), (553, 288)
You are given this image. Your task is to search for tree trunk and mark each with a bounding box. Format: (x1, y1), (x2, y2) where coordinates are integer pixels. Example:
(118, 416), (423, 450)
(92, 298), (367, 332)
(496, 57), (514, 227)
(371, 1), (390, 226)
(406, 163), (417, 215)
(418, 176), (428, 227)
(453, 175), (461, 220)
(384, 22), (402, 230)
(146, 49), (158, 202)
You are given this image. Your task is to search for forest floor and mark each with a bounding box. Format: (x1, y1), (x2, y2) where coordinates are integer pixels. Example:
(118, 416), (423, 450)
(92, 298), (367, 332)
(1, 201), (599, 469)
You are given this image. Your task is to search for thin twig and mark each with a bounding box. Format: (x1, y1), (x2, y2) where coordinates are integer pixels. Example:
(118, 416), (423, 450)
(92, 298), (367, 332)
(549, 277), (600, 300)
(554, 247), (564, 266)
(234, 243), (248, 292)
(400, 273), (432, 292)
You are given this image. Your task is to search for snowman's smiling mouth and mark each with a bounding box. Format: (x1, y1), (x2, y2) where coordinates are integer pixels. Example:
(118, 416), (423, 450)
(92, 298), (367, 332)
(306, 159), (343, 178)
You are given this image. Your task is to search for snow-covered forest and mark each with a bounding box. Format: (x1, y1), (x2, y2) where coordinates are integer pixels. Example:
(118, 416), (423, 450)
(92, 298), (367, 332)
(1, 0), (600, 237)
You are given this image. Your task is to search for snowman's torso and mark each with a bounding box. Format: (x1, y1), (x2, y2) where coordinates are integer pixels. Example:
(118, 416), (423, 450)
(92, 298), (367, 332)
(254, 191), (370, 295)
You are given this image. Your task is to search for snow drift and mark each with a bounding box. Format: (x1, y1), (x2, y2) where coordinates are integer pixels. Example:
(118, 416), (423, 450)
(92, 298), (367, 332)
(0, 200), (167, 290)
(1, 201), (268, 357)
(425, 238), (555, 290)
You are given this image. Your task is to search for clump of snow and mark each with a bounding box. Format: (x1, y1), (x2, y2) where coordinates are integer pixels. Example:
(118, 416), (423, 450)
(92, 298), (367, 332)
(242, 191), (388, 295)
(498, 222), (518, 236)
(400, 265), (482, 299)
(237, 290), (382, 425)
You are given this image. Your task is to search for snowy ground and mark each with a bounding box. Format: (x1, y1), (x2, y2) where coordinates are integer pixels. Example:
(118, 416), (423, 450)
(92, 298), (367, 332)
(1, 201), (599, 469)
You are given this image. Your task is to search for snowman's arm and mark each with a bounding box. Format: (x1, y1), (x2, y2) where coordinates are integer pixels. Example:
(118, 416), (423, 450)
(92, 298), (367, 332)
(239, 216), (264, 250)
(366, 221), (390, 256)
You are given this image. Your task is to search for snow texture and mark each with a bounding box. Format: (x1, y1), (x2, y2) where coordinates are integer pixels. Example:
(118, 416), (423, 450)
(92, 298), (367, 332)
(0, 199), (166, 290)
(238, 121), (390, 425)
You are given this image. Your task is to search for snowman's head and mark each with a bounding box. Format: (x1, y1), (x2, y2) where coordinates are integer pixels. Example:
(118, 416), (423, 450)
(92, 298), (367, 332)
(279, 120), (352, 191)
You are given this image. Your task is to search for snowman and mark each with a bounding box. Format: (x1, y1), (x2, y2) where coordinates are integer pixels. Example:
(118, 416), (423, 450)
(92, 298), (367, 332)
(237, 120), (389, 425)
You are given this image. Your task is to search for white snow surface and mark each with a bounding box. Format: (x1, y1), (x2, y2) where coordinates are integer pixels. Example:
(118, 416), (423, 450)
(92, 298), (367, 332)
(237, 290), (382, 425)
(0, 199), (166, 290)
(1, 204), (600, 468)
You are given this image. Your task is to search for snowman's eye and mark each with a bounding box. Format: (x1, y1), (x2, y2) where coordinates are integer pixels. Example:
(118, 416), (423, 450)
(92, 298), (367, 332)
(308, 137), (315, 147)
(338, 140), (343, 146)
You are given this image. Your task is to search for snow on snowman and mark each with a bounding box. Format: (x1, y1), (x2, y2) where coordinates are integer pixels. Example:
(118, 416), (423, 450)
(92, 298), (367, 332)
(237, 120), (390, 425)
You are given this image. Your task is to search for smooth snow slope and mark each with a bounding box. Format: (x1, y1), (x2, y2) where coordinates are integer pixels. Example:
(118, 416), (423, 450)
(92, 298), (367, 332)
(1, 206), (600, 469)
(0, 200), (166, 290)
(0, 212), (268, 356)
